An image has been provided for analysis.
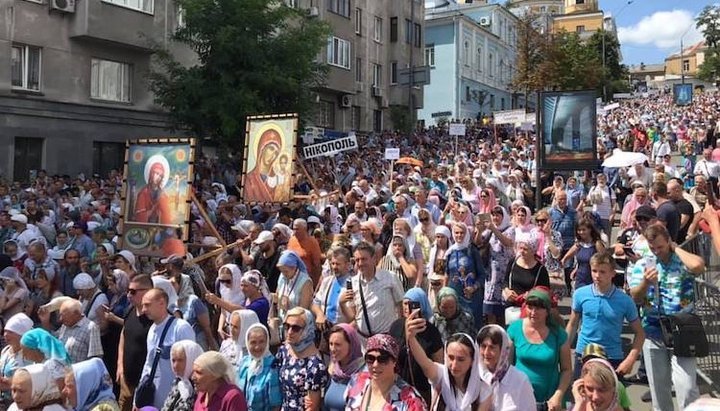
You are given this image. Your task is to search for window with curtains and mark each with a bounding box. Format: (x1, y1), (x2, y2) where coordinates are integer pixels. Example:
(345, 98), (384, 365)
(103, 0), (153, 14)
(11, 44), (41, 91)
(327, 0), (350, 17)
(91, 58), (132, 103)
(327, 36), (351, 69)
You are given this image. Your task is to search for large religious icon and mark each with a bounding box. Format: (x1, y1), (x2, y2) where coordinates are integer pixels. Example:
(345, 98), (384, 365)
(673, 84), (693, 106)
(241, 114), (298, 203)
(119, 138), (195, 257)
(538, 91), (599, 171)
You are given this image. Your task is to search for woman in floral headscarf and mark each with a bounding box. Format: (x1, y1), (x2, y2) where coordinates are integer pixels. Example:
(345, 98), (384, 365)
(478, 205), (515, 325)
(378, 235), (419, 292)
(275, 307), (327, 411)
(9, 363), (65, 411)
(344, 334), (426, 411)
(324, 324), (364, 411)
(63, 358), (119, 411)
(432, 287), (476, 342)
(476, 325), (536, 411)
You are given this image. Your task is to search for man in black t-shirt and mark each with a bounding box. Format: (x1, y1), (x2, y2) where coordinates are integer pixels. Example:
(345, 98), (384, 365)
(117, 274), (154, 411)
(249, 231), (284, 292)
(668, 178), (697, 242)
(652, 181), (681, 242)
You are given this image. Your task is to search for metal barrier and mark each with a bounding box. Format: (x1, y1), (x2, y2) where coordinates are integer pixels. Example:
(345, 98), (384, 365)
(680, 234), (720, 393)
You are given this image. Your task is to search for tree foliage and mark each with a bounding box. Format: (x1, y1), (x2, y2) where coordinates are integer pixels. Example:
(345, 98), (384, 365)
(697, 5), (720, 82)
(511, 12), (548, 97)
(148, 0), (330, 146)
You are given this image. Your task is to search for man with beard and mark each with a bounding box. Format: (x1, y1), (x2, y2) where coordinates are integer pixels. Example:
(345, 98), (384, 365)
(59, 249), (81, 298)
(239, 231), (283, 292)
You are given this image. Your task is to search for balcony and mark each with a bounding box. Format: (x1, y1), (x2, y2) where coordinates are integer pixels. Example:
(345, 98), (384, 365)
(70, 0), (164, 51)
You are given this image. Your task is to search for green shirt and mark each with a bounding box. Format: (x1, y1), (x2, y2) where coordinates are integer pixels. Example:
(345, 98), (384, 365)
(507, 320), (568, 403)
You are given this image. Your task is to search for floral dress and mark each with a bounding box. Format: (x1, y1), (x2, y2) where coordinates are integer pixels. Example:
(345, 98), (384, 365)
(275, 345), (328, 411)
(483, 227), (515, 311)
(344, 371), (427, 411)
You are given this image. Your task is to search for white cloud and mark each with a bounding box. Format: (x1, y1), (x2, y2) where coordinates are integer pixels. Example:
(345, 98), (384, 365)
(618, 9), (705, 50)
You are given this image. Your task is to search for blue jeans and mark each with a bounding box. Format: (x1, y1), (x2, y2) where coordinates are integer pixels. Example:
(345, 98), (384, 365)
(643, 339), (699, 411)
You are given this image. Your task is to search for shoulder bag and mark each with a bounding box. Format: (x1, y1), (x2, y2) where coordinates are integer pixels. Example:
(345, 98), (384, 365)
(134, 317), (175, 408)
(357, 277), (373, 338)
(655, 280), (708, 357)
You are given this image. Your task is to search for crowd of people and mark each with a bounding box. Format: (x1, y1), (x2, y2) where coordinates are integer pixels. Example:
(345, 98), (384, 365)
(0, 90), (719, 411)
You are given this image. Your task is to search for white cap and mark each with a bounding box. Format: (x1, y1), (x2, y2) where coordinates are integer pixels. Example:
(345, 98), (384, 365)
(10, 214), (27, 224)
(253, 230), (275, 245)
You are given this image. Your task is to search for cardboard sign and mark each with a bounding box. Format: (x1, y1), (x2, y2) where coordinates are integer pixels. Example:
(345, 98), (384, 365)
(449, 123), (466, 136)
(302, 135), (358, 159)
(385, 148), (400, 160)
(493, 109), (526, 125)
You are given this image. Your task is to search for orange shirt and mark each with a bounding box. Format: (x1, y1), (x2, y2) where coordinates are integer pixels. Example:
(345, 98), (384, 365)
(287, 235), (323, 287)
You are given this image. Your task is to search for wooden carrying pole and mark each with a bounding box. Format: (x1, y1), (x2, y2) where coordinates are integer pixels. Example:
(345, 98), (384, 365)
(191, 191), (227, 247)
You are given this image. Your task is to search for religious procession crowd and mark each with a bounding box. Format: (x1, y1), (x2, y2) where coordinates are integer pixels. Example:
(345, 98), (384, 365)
(1, 91), (720, 411)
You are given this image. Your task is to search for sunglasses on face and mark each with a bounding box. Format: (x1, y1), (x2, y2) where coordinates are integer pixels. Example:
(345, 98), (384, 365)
(218, 279), (232, 284)
(365, 352), (392, 365)
(419, 218), (429, 223)
(480, 194), (488, 198)
(430, 281), (443, 287)
(636, 216), (651, 222)
(536, 219), (547, 224)
(283, 323), (304, 333)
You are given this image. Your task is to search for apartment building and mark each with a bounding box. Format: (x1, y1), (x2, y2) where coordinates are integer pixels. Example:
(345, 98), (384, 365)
(0, 0), (191, 181)
(300, 0), (425, 134)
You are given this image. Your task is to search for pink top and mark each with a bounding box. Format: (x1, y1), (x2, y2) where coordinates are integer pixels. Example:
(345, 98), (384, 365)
(193, 382), (248, 411)
(712, 148), (720, 163)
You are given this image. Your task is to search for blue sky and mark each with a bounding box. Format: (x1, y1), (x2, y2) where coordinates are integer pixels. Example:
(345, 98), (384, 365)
(596, 0), (708, 67)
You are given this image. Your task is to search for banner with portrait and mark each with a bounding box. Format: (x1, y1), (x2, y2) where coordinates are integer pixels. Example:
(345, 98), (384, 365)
(538, 91), (599, 171)
(674, 84), (693, 106)
(241, 114), (298, 203)
(119, 138), (196, 258)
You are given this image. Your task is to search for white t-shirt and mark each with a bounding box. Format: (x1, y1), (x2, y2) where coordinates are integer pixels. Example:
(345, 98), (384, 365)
(429, 363), (492, 411)
(589, 184), (616, 220)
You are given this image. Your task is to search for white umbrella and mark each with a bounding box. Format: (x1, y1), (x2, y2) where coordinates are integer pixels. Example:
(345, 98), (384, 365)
(602, 149), (648, 168)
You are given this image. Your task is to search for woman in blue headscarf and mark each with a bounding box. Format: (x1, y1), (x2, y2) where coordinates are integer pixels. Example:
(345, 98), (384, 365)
(275, 307), (328, 411)
(389, 287), (444, 405)
(275, 251), (314, 320)
(62, 358), (119, 411)
(19, 328), (70, 383)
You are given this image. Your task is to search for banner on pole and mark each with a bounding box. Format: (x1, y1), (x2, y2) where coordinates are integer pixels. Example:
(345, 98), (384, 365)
(493, 109), (526, 125)
(302, 134), (358, 159)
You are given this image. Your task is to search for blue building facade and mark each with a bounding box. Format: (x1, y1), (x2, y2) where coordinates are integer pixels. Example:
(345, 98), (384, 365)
(420, 3), (524, 126)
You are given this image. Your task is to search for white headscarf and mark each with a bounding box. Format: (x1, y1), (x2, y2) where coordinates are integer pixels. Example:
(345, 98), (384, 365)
(231, 309), (260, 363)
(245, 323), (271, 375)
(428, 225), (451, 276)
(171, 340), (204, 401)
(446, 222), (471, 255)
(151, 276), (179, 309)
(4, 313), (33, 336)
(438, 334), (486, 411)
(218, 264), (245, 309)
(16, 362), (63, 407)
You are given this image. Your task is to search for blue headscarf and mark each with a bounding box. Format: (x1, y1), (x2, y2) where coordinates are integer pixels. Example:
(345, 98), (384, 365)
(71, 358), (115, 411)
(277, 250), (309, 274)
(404, 287), (433, 321)
(20, 328), (71, 364)
(285, 308), (316, 352)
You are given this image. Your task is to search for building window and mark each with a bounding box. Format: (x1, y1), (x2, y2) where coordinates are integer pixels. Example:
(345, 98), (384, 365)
(327, 36), (351, 69)
(490, 94), (495, 109)
(103, 0), (153, 14)
(317, 99), (335, 129)
(11, 45), (41, 91)
(13, 137), (44, 182)
(576, 0), (584, 4)
(405, 19), (412, 44)
(425, 45), (435, 67)
(285, 0), (298, 7)
(355, 8), (362, 35)
(351, 106), (361, 131)
(465, 86), (471, 102)
(682, 59), (690, 72)
(93, 142), (125, 177)
(374, 16), (383, 42)
(355, 57), (362, 82)
(477, 47), (483, 72)
(501, 97), (506, 110)
(463, 41), (470, 66)
(390, 17), (398, 42)
(327, 0), (350, 18)
(373, 110), (382, 133)
(488, 53), (493, 76)
(390, 62), (398, 85)
(91, 58), (131, 102)
(372, 63), (382, 87)
(576, 25), (585, 33)
(413, 23), (422, 48)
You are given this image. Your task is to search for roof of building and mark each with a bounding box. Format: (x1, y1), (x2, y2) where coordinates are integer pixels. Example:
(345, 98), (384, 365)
(666, 41), (706, 59)
(629, 63), (665, 74)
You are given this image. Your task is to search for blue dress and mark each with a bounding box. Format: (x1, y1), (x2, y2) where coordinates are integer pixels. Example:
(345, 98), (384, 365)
(574, 243), (597, 288)
(446, 246), (485, 328)
(323, 378), (348, 411)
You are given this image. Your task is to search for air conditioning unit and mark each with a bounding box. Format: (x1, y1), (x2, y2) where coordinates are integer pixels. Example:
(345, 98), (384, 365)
(308, 6), (319, 17)
(340, 95), (352, 108)
(380, 97), (389, 108)
(51, 0), (75, 13)
(355, 82), (365, 93)
(479, 16), (491, 26)
(372, 86), (383, 97)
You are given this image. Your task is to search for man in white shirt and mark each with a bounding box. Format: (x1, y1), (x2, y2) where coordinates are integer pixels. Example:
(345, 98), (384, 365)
(694, 148), (720, 197)
(137, 288), (195, 409)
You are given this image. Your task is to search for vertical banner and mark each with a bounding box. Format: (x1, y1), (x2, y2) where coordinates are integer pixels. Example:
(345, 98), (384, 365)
(673, 84), (693, 106)
(538, 90), (599, 171)
(119, 138), (195, 258)
(241, 114), (299, 204)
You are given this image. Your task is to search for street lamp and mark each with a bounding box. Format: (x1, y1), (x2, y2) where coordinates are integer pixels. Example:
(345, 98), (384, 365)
(603, 1), (633, 102)
(679, 23), (694, 85)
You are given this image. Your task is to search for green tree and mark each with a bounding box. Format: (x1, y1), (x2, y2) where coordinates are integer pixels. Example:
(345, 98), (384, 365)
(149, 0), (330, 146)
(540, 30), (604, 91)
(587, 30), (629, 98)
(697, 5), (720, 82)
(511, 11), (549, 101)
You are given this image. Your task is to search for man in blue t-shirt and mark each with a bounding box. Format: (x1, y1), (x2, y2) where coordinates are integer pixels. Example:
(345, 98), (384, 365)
(566, 250), (644, 379)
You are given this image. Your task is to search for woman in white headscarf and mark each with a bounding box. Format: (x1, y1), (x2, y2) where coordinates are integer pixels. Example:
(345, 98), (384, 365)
(218, 309), (259, 371)
(8, 362), (65, 411)
(160, 341), (204, 411)
(378, 235), (418, 291)
(0, 267), (29, 324)
(236, 324), (282, 411)
(478, 206), (515, 325)
(151, 276), (180, 313)
(204, 264), (244, 341)
(406, 310), (492, 411)
(0, 313), (33, 406)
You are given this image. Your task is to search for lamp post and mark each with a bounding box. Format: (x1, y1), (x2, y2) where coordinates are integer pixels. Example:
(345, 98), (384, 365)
(603, 1), (634, 102)
(679, 23), (694, 85)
